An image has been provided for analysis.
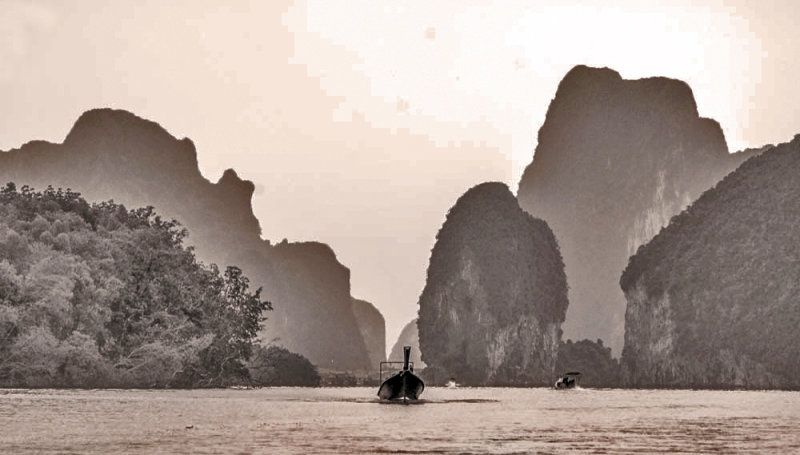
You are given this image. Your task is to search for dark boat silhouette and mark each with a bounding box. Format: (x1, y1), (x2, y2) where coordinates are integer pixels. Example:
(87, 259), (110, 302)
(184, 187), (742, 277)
(554, 371), (581, 389)
(378, 346), (424, 401)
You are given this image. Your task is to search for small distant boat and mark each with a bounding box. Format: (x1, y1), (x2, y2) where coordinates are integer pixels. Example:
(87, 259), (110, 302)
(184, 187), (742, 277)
(445, 378), (458, 389)
(554, 371), (581, 389)
(378, 346), (424, 401)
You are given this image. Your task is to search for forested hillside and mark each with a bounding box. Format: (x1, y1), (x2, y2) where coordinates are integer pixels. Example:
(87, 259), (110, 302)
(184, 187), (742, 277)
(418, 182), (568, 385)
(0, 184), (272, 388)
(621, 136), (800, 389)
(0, 109), (376, 372)
(555, 339), (620, 387)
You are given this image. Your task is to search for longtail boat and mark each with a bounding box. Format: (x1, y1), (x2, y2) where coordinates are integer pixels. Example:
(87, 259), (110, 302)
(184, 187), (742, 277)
(377, 346), (424, 401)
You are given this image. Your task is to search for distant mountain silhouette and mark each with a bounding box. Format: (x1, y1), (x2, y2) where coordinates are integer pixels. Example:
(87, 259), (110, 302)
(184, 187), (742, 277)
(351, 298), (386, 368)
(0, 108), (377, 371)
(388, 319), (425, 369)
(418, 182), (568, 385)
(620, 135), (800, 389)
(517, 65), (760, 353)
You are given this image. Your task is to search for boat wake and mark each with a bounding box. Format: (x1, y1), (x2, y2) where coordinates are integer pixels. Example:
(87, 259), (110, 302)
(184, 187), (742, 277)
(304, 397), (500, 405)
(373, 398), (499, 405)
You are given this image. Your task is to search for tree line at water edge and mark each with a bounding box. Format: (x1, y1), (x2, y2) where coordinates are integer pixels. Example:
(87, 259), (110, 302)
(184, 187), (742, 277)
(0, 183), (319, 388)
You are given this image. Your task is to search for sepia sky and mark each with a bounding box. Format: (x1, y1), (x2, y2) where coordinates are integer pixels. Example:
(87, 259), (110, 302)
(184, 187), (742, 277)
(2, 0), (799, 352)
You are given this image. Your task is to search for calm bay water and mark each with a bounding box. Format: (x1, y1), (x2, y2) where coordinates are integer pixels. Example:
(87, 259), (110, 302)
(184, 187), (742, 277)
(1, 387), (798, 454)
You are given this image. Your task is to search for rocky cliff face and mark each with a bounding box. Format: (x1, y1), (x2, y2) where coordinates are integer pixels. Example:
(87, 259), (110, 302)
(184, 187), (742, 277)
(0, 108), (378, 371)
(267, 241), (372, 371)
(620, 136), (800, 389)
(517, 65), (759, 353)
(417, 182), (568, 385)
(351, 298), (386, 368)
(389, 319), (425, 369)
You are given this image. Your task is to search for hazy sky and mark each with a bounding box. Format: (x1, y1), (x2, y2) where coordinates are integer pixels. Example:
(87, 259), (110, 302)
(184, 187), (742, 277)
(2, 0), (798, 352)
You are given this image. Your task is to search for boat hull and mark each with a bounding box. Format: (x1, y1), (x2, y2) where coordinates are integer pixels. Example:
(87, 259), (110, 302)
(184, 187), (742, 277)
(554, 376), (578, 389)
(378, 371), (424, 400)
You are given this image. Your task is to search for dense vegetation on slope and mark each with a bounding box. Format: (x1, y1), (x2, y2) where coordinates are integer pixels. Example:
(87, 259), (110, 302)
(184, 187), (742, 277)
(0, 184), (274, 388)
(517, 65), (757, 353)
(555, 339), (620, 387)
(0, 109), (376, 372)
(418, 182), (568, 385)
(247, 345), (321, 387)
(620, 136), (800, 388)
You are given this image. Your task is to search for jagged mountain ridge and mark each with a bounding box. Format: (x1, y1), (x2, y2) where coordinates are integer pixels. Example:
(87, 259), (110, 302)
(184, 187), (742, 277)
(620, 135), (800, 389)
(0, 108), (378, 371)
(417, 182), (568, 385)
(517, 65), (760, 353)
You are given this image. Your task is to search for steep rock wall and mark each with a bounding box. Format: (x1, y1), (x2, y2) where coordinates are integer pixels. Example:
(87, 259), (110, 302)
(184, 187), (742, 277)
(351, 298), (386, 368)
(417, 182), (567, 385)
(620, 136), (800, 389)
(517, 65), (759, 353)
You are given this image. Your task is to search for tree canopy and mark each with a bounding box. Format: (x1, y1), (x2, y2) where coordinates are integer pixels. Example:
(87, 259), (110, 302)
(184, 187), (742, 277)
(620, 137), (800, 388)
(0, 183), (273, 387)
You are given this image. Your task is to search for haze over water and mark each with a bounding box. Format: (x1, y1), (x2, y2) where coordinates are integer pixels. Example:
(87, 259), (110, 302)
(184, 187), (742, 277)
(1, 388), (798, 454)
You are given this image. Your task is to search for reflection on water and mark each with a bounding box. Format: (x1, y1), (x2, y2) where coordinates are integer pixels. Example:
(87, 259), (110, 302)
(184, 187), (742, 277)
(1, 387), (798, 454)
